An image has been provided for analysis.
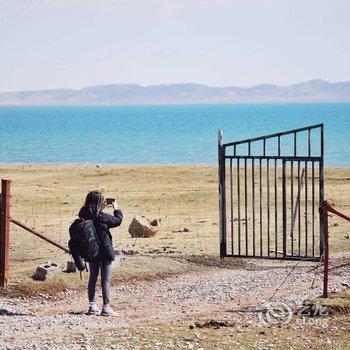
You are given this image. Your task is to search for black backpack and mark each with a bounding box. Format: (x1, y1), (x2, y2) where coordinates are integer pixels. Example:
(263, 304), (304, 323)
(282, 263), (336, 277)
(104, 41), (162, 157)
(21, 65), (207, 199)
(68, 219), (100, 270)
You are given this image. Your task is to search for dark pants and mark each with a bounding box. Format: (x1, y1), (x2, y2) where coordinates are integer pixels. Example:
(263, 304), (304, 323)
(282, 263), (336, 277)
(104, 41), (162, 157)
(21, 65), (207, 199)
(88, 260), (112, 305)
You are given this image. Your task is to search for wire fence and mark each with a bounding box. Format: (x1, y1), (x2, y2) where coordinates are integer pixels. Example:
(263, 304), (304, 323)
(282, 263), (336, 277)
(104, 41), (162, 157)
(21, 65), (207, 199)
(5, 164), (349, 296)
(9, 180), (220, 275)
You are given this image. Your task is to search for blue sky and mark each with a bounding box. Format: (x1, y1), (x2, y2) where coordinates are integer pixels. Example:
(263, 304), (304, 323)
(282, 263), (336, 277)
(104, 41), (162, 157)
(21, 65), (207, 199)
(0, 0), (349, 91)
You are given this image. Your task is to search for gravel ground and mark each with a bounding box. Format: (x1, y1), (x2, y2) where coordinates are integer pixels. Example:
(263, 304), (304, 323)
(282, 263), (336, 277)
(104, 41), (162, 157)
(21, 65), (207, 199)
(1, 253), (349, 350)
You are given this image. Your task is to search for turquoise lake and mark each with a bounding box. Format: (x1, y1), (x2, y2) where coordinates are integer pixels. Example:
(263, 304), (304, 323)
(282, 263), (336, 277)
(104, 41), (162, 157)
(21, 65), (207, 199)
(0, 103), (349, 165)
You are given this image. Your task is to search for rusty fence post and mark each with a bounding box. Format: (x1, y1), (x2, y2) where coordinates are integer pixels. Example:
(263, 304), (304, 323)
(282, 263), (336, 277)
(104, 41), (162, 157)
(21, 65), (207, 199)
(322, 202), (350, 298)
(322, 201), (329, 298)
(0, 179), (11, 288)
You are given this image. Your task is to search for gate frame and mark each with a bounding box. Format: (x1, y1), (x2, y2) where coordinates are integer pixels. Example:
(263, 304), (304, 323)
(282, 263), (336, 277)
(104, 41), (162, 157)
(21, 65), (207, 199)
(218, 124), (324, 261)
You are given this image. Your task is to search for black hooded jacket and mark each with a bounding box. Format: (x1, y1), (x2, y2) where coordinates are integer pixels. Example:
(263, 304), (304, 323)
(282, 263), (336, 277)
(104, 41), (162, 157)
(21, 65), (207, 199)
(78, 206), (123, 261)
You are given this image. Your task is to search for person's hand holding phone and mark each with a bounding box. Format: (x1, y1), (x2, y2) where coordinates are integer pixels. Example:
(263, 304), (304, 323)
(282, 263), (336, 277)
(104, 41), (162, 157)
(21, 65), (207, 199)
(106, 197), (118, 210)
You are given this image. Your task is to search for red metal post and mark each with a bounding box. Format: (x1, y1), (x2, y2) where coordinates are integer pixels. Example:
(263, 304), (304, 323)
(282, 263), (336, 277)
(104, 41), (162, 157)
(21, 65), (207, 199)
(0, 179), (11, 288)
(322, 201), (350, 298)
(322, 201), (329, 298)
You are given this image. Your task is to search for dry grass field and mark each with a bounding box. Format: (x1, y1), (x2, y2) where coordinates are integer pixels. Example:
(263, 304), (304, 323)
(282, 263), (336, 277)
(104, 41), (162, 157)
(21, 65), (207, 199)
(0, 164), (350, 349)
(2, 164), (218, 293)
(0, 164), (349, 293)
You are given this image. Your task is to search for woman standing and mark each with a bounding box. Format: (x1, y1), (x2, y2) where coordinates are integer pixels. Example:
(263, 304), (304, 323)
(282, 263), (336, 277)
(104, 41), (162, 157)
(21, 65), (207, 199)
(78, 190), (123, 316)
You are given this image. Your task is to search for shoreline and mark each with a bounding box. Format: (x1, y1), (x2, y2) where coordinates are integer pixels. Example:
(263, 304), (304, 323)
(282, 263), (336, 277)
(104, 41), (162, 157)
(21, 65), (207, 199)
(1, 162), (350, 169)
(2, 100), (350, 107)
(0, 162), (216, 168)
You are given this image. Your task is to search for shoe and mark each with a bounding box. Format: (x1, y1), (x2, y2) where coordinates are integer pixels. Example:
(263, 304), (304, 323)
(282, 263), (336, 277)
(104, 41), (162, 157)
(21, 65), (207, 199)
(87, 303), (100, 315)
(100, 304), (118, 317)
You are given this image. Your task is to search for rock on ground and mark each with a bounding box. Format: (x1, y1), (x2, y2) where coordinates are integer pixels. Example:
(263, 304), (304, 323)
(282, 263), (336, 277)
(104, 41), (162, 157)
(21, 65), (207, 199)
(128, 215), (161, 238)
(35, 262), (60, 281)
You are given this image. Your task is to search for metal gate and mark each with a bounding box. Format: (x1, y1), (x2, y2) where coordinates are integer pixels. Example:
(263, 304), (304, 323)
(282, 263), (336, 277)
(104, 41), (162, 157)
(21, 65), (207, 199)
(218, 124), (324, 261)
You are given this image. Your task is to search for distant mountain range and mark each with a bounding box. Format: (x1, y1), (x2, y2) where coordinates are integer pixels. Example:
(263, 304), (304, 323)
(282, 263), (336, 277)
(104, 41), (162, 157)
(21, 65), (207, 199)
(1, 79), (350, 105)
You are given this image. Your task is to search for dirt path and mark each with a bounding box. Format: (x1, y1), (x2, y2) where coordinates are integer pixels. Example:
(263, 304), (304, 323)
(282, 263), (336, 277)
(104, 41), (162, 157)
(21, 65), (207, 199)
(1, 255), (349, 350)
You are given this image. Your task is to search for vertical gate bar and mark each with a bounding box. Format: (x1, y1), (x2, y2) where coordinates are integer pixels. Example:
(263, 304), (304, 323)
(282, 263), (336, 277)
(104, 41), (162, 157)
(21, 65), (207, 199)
(298, 161), (301, 256)
(282, 160), (287, 257)
(259, 158), (263, 256)
(222, 153), (227, 258)
(278, 136), (281, 156)
(234, 145), (237, 255)
(260, 138), (270, 256)
(248, 141), (251, 156)
(267, 159), (270, 257)
(244, 158), (248, 255)
(237, 158), (241, 255)
(263, 138), (266, 156)
(291, 161), (294, 256)
(293, 132), (297, 256)
(252, 159), (255, 256)
(312, 161), (315, 257)
(319, 125), (324, 254)
(274, 159), (278, 257)
(218, 131), (227, 258)
(278, 135), (281, 256)
(0, 179), (11, 288)
(305, 161), (308, 257)
(308, 129), (311, 157)
(230, 158), (234, 255)
(222, 151), (227, 258)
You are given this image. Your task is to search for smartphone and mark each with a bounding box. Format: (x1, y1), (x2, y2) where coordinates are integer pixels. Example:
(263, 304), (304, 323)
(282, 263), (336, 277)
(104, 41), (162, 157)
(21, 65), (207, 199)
(106, 198), (115, 205)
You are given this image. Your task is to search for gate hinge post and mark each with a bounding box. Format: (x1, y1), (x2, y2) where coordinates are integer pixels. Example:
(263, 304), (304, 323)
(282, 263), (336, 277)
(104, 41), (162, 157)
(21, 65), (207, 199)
(218, 130), (227, 258)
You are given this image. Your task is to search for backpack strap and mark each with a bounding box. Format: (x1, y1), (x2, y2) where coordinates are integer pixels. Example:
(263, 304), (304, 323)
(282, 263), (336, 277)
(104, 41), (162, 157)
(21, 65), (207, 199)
(91, 218), (101, 245)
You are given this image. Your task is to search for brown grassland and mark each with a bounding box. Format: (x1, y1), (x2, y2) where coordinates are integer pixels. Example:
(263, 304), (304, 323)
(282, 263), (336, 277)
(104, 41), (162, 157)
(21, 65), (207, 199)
(0, 164), (349, 349)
